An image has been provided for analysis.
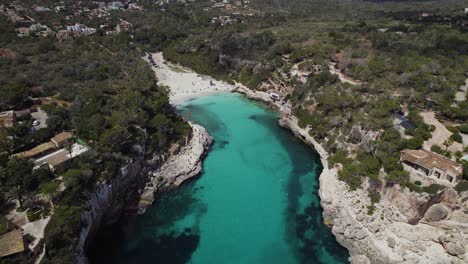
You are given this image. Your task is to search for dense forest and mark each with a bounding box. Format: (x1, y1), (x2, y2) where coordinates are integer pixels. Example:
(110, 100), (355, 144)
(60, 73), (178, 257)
(0, 8), (189, 263)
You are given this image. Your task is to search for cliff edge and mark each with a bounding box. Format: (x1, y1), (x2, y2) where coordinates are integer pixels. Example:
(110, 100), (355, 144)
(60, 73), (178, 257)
(75, 122), (212, 263)
(279, 116), (468, 264)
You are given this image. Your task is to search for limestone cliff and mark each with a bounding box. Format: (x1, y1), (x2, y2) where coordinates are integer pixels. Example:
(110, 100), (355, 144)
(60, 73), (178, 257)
(138, 123), (213, 213)
(278, 116), (468, 264)
(74, 123), (212, 263)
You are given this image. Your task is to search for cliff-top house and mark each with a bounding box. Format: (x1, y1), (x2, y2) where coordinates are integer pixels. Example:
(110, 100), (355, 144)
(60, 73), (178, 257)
(400, 149), (463, 186)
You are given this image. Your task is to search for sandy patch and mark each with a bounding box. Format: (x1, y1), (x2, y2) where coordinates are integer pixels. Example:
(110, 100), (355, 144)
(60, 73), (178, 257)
(421, 111), (463, 153)
(145, 52), (235, 104)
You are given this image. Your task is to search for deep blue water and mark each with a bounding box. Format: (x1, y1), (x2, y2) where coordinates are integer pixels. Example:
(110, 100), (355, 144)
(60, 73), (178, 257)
(89, 94), (349, 264)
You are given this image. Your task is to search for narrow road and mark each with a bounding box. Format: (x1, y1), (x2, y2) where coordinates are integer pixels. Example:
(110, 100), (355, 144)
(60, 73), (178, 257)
(328, 62), (363, 86)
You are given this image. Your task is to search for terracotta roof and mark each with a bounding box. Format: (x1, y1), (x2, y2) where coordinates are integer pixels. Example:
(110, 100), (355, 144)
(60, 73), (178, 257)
(13, 142), (55, 159)
(51, 132), (72, 145)
(40, 150), (69, 167)
(401, 149), (463, 177)
(0, 229), (24, 257)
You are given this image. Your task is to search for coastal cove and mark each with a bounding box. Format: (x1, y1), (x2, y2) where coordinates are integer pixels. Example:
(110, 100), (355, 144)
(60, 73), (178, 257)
(88, 94), (349, 264)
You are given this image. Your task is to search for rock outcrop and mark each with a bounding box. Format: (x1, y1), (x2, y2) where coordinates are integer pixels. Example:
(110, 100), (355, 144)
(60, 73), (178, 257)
(75, 123), (212, 263)
(138, 123), (212, 213)
(278, 116), (468, 264)
(234, 85), (273, 104)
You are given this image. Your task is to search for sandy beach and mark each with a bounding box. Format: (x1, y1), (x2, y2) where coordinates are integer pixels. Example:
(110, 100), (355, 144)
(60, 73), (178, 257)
(145, 52), (235, 104)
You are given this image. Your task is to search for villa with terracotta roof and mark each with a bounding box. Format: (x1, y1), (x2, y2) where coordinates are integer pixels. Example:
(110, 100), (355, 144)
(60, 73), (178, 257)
(13, 142), (55, 159)
(50, 132), (72, 148)
(400, 149), (463, 186)
(13, 132), (73, 159)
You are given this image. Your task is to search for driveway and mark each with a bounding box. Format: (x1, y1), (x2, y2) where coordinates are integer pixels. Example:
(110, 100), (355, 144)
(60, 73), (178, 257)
(31, 108), (48, 129)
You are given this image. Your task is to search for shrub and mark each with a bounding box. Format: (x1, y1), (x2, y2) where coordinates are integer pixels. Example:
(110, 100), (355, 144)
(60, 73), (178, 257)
(414, 180), (422, 186)
(422, 184), (445, 194)
(463, 162), (468, 180)
(446, 126), (459, 134)
(387, 169), (409, 184)
(351, 49), (368, 59)
(338, 164), (363, 190)
(458, 124), (468, 134)
(450, 133), (462, 143)
(367, 190), (381, 215)
(0, 216), (13, 236)
(431, 144), (442, 154)
(455, 181), (468, 193)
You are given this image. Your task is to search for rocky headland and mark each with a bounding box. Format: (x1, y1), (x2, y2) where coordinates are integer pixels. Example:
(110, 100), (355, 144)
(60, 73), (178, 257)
(138, 123), (212, 213)
(76, 123), (212, 263)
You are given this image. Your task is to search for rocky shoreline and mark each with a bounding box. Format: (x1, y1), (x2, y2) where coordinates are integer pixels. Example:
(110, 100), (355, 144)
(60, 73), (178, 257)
(138, 123), (212, 214)
(279, 119), (468, 264)
(76, 122), (212, 263)
(78, 52), (466, 264)
(237, 88), (468, 264)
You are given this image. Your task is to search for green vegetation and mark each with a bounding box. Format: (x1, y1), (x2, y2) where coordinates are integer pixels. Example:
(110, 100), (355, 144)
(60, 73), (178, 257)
(450, 133), (463, 144)
(431, 145), (442, 154)
(458, 124), (468, 134)
(406, 183), (446, 194)
(367, 190), (381, 215)
(0, 6), (190, 262)
(455, 181), (468, 193)
(0, 216), (14, 236)
(0, 0), (467, 262)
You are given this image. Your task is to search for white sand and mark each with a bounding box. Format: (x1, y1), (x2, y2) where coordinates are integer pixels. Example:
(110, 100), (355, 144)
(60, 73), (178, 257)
(145, 52), (235, 104)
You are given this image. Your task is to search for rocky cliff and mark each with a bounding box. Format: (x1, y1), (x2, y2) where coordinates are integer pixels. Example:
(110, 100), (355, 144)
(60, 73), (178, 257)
(279, 116), (468, 264)
(75, 123), (212, 263)
(138, 123), (213, 213)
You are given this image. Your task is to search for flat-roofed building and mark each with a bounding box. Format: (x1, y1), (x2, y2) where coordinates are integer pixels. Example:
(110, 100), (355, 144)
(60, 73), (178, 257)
(400, 149), (463, 186)
(34, 143), (89, 172)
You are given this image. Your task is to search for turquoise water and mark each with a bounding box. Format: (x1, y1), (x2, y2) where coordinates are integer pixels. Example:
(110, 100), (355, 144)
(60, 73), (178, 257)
(89, 94), (348, 264)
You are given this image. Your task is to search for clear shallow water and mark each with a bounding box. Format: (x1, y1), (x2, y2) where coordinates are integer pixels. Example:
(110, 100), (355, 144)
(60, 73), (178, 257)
(89, 94), (348, 264)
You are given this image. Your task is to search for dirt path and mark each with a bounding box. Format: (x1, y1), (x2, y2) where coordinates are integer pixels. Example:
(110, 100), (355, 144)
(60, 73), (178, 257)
(328, 62), (363, 86)
(455, 78), (467, 102)
(421, 111), (464, 153)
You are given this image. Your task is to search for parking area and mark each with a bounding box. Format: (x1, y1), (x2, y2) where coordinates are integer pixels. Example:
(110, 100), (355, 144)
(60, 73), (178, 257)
(31, 108), (48, 129)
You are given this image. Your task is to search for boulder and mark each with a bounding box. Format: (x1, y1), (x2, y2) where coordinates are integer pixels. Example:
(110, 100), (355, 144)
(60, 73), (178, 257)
(443, 242), (465, 256)
(441, 189), (458, 207)
(439, 233), (467, 256)
(349, 255), (371, 264)
(423, 204), (449, 222)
